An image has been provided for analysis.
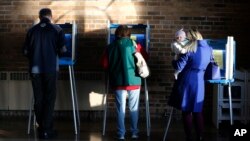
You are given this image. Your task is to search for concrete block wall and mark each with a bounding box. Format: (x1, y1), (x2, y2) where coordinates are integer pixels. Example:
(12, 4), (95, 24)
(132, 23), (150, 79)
(0, 0), (250, 118)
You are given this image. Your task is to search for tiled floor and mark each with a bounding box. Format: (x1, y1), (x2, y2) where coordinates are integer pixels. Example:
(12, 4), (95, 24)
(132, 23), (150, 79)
(0, 116), (238, 141)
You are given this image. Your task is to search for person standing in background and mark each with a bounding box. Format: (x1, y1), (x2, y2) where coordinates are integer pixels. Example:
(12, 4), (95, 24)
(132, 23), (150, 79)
(168, 29), (213, 141)
(101, 25), (148, 140)
(23, 8), (66, 139)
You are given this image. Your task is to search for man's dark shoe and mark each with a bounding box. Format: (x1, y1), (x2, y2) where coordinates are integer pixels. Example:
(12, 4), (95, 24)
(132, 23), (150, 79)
(38, 130), (57, 139)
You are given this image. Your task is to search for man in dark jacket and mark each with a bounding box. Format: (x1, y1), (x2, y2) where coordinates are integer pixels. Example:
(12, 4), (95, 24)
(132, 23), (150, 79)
(23, 8), (66, 139)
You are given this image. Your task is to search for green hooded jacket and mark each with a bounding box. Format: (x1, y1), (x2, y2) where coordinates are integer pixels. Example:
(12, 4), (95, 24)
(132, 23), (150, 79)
(107, 37), (141, 87)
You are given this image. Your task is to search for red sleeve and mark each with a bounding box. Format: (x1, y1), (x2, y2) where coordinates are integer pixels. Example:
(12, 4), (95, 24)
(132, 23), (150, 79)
(100, 49), (108, 70)
(136, 43), (149, 60)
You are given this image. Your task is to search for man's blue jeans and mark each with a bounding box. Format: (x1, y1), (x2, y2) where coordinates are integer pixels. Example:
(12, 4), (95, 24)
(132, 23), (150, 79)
(115, 89), (140, 137)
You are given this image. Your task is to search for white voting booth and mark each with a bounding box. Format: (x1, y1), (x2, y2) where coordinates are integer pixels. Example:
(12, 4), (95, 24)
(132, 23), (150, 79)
(102, 21), (151, 136)
(207, 36), (236, 126)
(57, 21), (80, 135)
(27, 21), (80, 135)
(163, 37), (236, 141)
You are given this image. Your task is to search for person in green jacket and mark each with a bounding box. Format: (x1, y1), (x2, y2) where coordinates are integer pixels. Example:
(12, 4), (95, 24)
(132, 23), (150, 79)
(103, 25), (143, 140)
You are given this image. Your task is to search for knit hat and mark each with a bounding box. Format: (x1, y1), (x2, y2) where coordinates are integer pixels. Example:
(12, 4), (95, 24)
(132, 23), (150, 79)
(175, 28), (186, 38)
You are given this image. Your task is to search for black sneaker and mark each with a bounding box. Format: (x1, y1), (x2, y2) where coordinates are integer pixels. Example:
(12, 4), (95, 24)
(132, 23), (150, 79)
(131, 134), (139, 140)
(38, 130), (57, 139)
(117, 135), (125, 140)
(186, 137), (193, 141)
(196, 136), (204, 141)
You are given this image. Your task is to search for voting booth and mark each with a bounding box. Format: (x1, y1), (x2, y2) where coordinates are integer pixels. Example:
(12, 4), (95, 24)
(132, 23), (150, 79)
(107, 23), (150, 52)
(58, 22), (77, 65)
(58, 21), (80, 134)
(205, 37), (237, 128)
(205, 37), (236, 82)
(27, 22), (80, 135)
(102, 22), (151, 136)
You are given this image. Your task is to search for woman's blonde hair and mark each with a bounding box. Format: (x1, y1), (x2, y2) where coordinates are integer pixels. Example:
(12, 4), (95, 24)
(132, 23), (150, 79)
(185, 29), (203, 52)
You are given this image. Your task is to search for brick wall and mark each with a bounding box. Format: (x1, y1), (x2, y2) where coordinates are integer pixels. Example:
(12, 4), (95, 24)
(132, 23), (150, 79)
(0, 0), (250, 119)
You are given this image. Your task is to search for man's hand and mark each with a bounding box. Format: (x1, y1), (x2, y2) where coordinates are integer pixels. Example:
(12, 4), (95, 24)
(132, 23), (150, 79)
(60, 45), (67, 53)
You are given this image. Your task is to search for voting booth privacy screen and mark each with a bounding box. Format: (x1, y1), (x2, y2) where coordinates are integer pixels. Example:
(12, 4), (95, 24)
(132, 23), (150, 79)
(57, 22), (77, 65)
(205, 37), (236, 81)
(108, 24), (150, 51)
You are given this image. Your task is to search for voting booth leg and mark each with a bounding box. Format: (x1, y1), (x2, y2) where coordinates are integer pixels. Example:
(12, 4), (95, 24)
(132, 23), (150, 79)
(144, 79), (151, 136)
(70, 66), (80, 128)
(69, 65), (79, 134)
(163, 107), (173, 141)
(102, 93), (108, 136)
(27, 97), (34, 134)
(27, 97), (37, 135)
(102, 74), (109, 136)
(27, 97), (32, 134)
(228, 82), (234, 125)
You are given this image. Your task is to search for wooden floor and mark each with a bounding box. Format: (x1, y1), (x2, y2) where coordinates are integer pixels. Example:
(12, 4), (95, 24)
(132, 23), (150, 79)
(0, 116), (236, 141)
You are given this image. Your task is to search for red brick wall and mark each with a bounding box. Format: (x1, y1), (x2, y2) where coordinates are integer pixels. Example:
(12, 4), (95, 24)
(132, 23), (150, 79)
(0, 0), (250, 118)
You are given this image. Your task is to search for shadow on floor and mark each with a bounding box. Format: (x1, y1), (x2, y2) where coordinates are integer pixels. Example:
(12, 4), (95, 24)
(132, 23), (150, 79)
(0, 116), (245, 141)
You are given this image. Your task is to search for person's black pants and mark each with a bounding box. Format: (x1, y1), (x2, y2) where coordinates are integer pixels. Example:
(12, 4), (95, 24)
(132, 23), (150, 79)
(31, 73), (57, 133)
